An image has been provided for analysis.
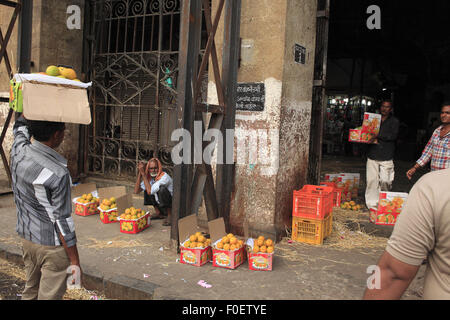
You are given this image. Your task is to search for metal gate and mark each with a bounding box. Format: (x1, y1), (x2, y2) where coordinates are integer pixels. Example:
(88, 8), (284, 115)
(307, 0), (330, 185)
(83, 0), (207, 179)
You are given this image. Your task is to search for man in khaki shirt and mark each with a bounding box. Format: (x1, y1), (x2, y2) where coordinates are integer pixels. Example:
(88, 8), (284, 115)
(363, 168), (450, 299)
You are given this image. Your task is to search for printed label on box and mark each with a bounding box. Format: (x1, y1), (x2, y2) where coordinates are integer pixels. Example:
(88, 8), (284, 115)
(374, 192), (408, 225)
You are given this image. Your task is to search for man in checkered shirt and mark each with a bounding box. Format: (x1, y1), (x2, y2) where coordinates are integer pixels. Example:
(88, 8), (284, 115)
(407, 102), (450, 179)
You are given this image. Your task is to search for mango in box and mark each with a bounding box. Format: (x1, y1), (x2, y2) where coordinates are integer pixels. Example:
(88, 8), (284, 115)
(249, 235), (274, 254)
(119, 207), (148, 232)
(213, 233), (244, 251)
(246, 235), (275, 271)
(209, 217), (247, 270)
(73, 193), (99, 216)
(182, 232), (212, 249)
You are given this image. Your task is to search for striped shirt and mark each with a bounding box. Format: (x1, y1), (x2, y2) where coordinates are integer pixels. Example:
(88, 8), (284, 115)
(10, 117), (76, 247)
(417, 126), (450, 171)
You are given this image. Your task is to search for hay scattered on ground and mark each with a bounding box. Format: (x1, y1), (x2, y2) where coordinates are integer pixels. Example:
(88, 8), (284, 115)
(0, 258), (109, 300)
(324, 207), (388, 249)
(81, 236), (154, 249)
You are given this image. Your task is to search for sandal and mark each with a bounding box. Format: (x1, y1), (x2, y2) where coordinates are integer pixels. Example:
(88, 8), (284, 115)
(162, 219), (171, 226)
(150, 213), (165, 220)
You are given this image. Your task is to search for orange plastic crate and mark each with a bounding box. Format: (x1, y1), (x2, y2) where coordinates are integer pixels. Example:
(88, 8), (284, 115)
(291, 213), (333, 245)
(320, 181), (342, 207)
(293, 185), (333, 220)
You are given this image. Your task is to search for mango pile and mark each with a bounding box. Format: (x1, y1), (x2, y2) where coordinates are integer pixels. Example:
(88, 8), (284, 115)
(183, 232), (212, 249)
(37, 65), (81, 81)
(76, 193), (98, 204)
(251, 236), (274, 254)
(119, 207), (148, 231)
(215, 233), (244, 251)
(340, 201), (362, 211)
(99, 197), (117, 211)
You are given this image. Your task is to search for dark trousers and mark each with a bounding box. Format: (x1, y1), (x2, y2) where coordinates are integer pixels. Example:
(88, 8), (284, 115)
(144, 186), (172, 215)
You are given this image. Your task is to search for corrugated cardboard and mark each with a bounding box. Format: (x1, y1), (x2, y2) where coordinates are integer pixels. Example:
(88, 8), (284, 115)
(21, 81), (91, 125)
(71, 183), (97, 199)
(208, 217), (227, 243)
(116, 193), (133, 216)
(178, 214), (199, 244)
(98, 186), (127, 201)
(178, 215), (211, 267)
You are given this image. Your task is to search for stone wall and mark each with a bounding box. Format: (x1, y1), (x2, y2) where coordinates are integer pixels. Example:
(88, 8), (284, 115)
(0, 1), (85, 180)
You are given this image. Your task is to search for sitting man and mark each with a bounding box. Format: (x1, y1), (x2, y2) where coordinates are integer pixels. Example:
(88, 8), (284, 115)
(134, 158), (173, 226)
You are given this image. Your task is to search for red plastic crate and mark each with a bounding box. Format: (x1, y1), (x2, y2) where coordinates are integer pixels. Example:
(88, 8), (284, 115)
(320, 181), (342, 207)
(293, 185), (333, 220)
(118, 212), (150, 234)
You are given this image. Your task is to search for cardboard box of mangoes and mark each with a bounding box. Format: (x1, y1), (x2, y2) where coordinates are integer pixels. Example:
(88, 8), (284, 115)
(209, 218), (246, 270)
(178, 215), (212, 267)
(72, 183), (99, 216)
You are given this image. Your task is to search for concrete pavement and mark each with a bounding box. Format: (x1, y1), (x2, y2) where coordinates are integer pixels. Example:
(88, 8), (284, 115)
(0, 192), (425, 300)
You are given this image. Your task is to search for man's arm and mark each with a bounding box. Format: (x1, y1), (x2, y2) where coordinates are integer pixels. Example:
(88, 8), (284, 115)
(12, 115), (31, 149)
(134, 171), (143, 194)
(363, 251), (420, 300)
(407, 134), (434, 179)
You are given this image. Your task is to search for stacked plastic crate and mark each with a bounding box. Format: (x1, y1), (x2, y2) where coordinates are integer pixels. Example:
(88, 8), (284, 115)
(291, 185), (334, 245)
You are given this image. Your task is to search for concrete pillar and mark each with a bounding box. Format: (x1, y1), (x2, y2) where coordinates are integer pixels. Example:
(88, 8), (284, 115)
(208, 0), (317, 240)
(32, 0), (85, 178)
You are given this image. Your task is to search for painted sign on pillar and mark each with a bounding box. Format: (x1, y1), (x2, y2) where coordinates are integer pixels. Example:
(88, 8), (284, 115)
(236, 83), (265, 111)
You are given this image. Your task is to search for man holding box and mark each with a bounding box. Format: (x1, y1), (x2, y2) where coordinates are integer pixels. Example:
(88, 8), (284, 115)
(365, 100), (400, 211)
(10, 115), (81, 300)
(406, 102), (450, 179)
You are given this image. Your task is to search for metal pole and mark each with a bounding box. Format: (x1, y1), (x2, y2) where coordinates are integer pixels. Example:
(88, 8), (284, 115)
(17, 0), (32, 73)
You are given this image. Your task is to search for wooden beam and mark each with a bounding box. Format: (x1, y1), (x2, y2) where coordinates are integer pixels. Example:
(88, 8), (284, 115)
(215, 0), (241, 230)
(171, 0), (202, 248)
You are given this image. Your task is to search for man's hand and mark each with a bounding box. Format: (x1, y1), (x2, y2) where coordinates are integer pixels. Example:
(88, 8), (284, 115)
(368, 134), (379, 144)
(138, 162), (146, 175)
(406, 164), (420, 180)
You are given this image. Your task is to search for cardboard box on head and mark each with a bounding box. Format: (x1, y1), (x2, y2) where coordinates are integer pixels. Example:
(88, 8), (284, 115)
(12, 73), (92, 125)
(178, 215), (211, 267)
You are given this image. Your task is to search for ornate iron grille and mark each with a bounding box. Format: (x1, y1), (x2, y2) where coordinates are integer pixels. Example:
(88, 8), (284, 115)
(86, 0), (208, 180)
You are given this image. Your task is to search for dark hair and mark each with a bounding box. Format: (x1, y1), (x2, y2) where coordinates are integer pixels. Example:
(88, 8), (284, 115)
(442, 101), (450, 108)
(381, 99), (393, 107)
(28, 120), (65, 142)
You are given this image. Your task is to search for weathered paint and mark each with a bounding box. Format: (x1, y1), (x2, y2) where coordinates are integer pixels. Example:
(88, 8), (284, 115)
(0, 0), (85, 179)
(204, 0), (318, 240)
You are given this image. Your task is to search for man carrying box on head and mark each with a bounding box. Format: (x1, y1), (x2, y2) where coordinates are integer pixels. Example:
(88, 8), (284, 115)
(134, 157), (173, 226)
(365, 100), (400, 212)
(10, 115), (82, 300)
